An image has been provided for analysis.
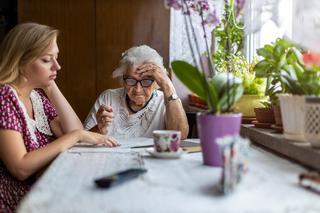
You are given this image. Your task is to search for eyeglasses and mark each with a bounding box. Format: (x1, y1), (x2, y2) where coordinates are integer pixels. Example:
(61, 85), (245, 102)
(123, 77), (154, 87)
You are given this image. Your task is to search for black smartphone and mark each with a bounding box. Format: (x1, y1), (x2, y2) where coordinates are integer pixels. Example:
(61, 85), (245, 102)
(94, 168), (147, 188)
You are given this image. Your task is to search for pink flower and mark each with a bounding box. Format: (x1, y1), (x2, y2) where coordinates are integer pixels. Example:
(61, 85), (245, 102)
(191, 0), (210, 12)
(165, 0), (183, 10)
(203, 8), (220, 26)
(303, 52), (320, 67)
(235, 0), (245, 17)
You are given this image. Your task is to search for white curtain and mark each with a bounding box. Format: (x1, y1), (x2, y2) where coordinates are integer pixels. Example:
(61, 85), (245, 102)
(245, 0), (320, 52)
(169, 1), (222, 107)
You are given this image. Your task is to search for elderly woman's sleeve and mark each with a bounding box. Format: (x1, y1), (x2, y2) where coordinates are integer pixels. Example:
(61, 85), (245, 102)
(83, 91), (108, 130)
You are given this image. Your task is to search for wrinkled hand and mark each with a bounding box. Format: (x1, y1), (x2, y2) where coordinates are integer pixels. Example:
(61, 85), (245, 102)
(80, 130), (119, 147)
(136, 62), (171, 89)
(96, 104), (113, 135)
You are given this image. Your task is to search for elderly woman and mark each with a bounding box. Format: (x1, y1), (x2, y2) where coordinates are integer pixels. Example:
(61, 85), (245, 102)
(84, 45), (189, 139)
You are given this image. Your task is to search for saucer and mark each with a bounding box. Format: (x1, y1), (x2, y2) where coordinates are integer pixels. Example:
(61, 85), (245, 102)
(145, 148), (186, 159)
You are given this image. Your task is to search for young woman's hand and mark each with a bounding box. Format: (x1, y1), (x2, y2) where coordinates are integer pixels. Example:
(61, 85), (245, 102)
(79, 130), (119, 147)
(96, 104), (113, 135)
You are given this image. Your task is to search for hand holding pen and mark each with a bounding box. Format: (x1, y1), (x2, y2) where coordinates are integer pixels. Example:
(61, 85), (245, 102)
(96, 104), (113, 135)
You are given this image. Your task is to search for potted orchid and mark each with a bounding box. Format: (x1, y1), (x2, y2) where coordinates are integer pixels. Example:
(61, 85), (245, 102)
(166, 0), (245, 166)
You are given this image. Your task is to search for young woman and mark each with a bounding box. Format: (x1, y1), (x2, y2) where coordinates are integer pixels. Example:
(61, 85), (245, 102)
(0, 22), (118, 212)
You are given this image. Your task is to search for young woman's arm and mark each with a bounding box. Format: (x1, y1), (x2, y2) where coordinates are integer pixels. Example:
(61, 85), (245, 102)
(44, 81), (83, 133)
(0, 129), (117, 181)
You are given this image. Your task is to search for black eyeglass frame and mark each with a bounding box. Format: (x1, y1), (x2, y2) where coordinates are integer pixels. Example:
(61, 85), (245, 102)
(123, 77), (154, 88)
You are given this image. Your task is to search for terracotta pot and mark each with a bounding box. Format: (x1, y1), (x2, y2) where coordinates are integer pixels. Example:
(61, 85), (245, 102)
(272, 105), (282, 126)
(254, 107), (275, 124)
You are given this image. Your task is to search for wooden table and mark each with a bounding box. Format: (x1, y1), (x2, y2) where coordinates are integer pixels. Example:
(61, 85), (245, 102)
(17, 138), (320, 213)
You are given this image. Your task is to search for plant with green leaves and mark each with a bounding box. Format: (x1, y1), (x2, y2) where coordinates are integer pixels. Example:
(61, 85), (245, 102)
(281, 61), (320, 95)
(253, 38), (304, 104)
(166, 0), (245, 114)
(172, 61), (243, 114)
(213, 0), (244, 74)
(230, 57), (265, 96)
(212, 0), (263, 97)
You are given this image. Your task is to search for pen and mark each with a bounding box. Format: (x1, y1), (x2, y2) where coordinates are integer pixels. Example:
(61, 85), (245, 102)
(130, 145), (154, 149)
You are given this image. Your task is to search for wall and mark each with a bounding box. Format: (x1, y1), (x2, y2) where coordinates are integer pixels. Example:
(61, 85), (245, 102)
(18, 0), (170, 121)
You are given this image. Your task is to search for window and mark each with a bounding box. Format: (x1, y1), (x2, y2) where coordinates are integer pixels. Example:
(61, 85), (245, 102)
(245, 0), (293, 61)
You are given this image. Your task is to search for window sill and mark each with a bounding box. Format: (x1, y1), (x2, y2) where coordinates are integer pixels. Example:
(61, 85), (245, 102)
(241, 124), (320, 171)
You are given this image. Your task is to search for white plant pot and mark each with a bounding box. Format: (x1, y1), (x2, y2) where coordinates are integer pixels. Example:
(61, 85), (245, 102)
(279, 94), (306, 142)
(304, 97), (320, 147)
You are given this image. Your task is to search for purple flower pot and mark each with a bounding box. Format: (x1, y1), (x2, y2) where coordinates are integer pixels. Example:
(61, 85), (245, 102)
(197, 113), (242, 167)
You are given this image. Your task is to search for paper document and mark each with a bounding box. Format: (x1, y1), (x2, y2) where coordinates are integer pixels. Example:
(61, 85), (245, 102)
(68, 137), (154, 153)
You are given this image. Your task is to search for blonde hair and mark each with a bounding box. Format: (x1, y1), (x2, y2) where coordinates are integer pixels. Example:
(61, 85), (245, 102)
(0, 22), (59, 84)
(112, 45), (166, 80)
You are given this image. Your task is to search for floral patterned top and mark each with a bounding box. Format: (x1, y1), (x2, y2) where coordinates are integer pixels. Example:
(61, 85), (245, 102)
(0, 84), (57, 212)
(84, 88), (166, 138)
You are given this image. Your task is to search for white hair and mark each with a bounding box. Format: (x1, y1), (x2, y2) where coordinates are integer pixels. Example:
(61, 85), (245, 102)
(112, 45), (166, 79)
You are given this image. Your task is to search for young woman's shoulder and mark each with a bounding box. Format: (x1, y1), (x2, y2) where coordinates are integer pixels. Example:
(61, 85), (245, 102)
(0, 84), (18, 103)
(0, 84), (23, 131)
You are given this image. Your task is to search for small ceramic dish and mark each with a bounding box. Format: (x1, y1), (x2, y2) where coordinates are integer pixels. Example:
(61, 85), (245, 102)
(145, 147), (186, 159)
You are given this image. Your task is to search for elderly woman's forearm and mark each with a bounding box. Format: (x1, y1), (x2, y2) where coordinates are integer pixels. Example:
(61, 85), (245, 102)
(165, 102), (189, 139)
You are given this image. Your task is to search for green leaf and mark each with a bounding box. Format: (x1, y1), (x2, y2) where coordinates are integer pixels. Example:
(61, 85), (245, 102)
(292, 62), (304, 77)
(171, 61), (206, 100)
(210, 73), (229, 93)
(278, 54), (287, 68)
(254, 60), (273, 77)
(292, 47), (304, 65)
(257, 47), (273, 59)
(273, 44), (285, 60)
(219, 84), (244, 112)
(286, 48), (301, 64)
(207, 82), (218, 112)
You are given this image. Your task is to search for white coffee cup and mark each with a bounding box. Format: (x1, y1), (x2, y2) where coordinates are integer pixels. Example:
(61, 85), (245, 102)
(153, 130), (181, 153)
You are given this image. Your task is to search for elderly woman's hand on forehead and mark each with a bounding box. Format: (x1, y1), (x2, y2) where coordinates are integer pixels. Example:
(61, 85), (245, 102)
(136, 62), (170, 89)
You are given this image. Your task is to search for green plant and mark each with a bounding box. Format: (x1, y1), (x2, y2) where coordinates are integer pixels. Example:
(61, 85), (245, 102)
(215, 52), (265, 97)
(281, 62), (320, 95)
(172, 61), (243, 114)
(166, 0), (245, 114)
(213, 0), (244, 73)
(254, 38), (320, 102)
(212, 0), (262, 97)
(229, 57), (265, 96)
(254, 38), (303, 104)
